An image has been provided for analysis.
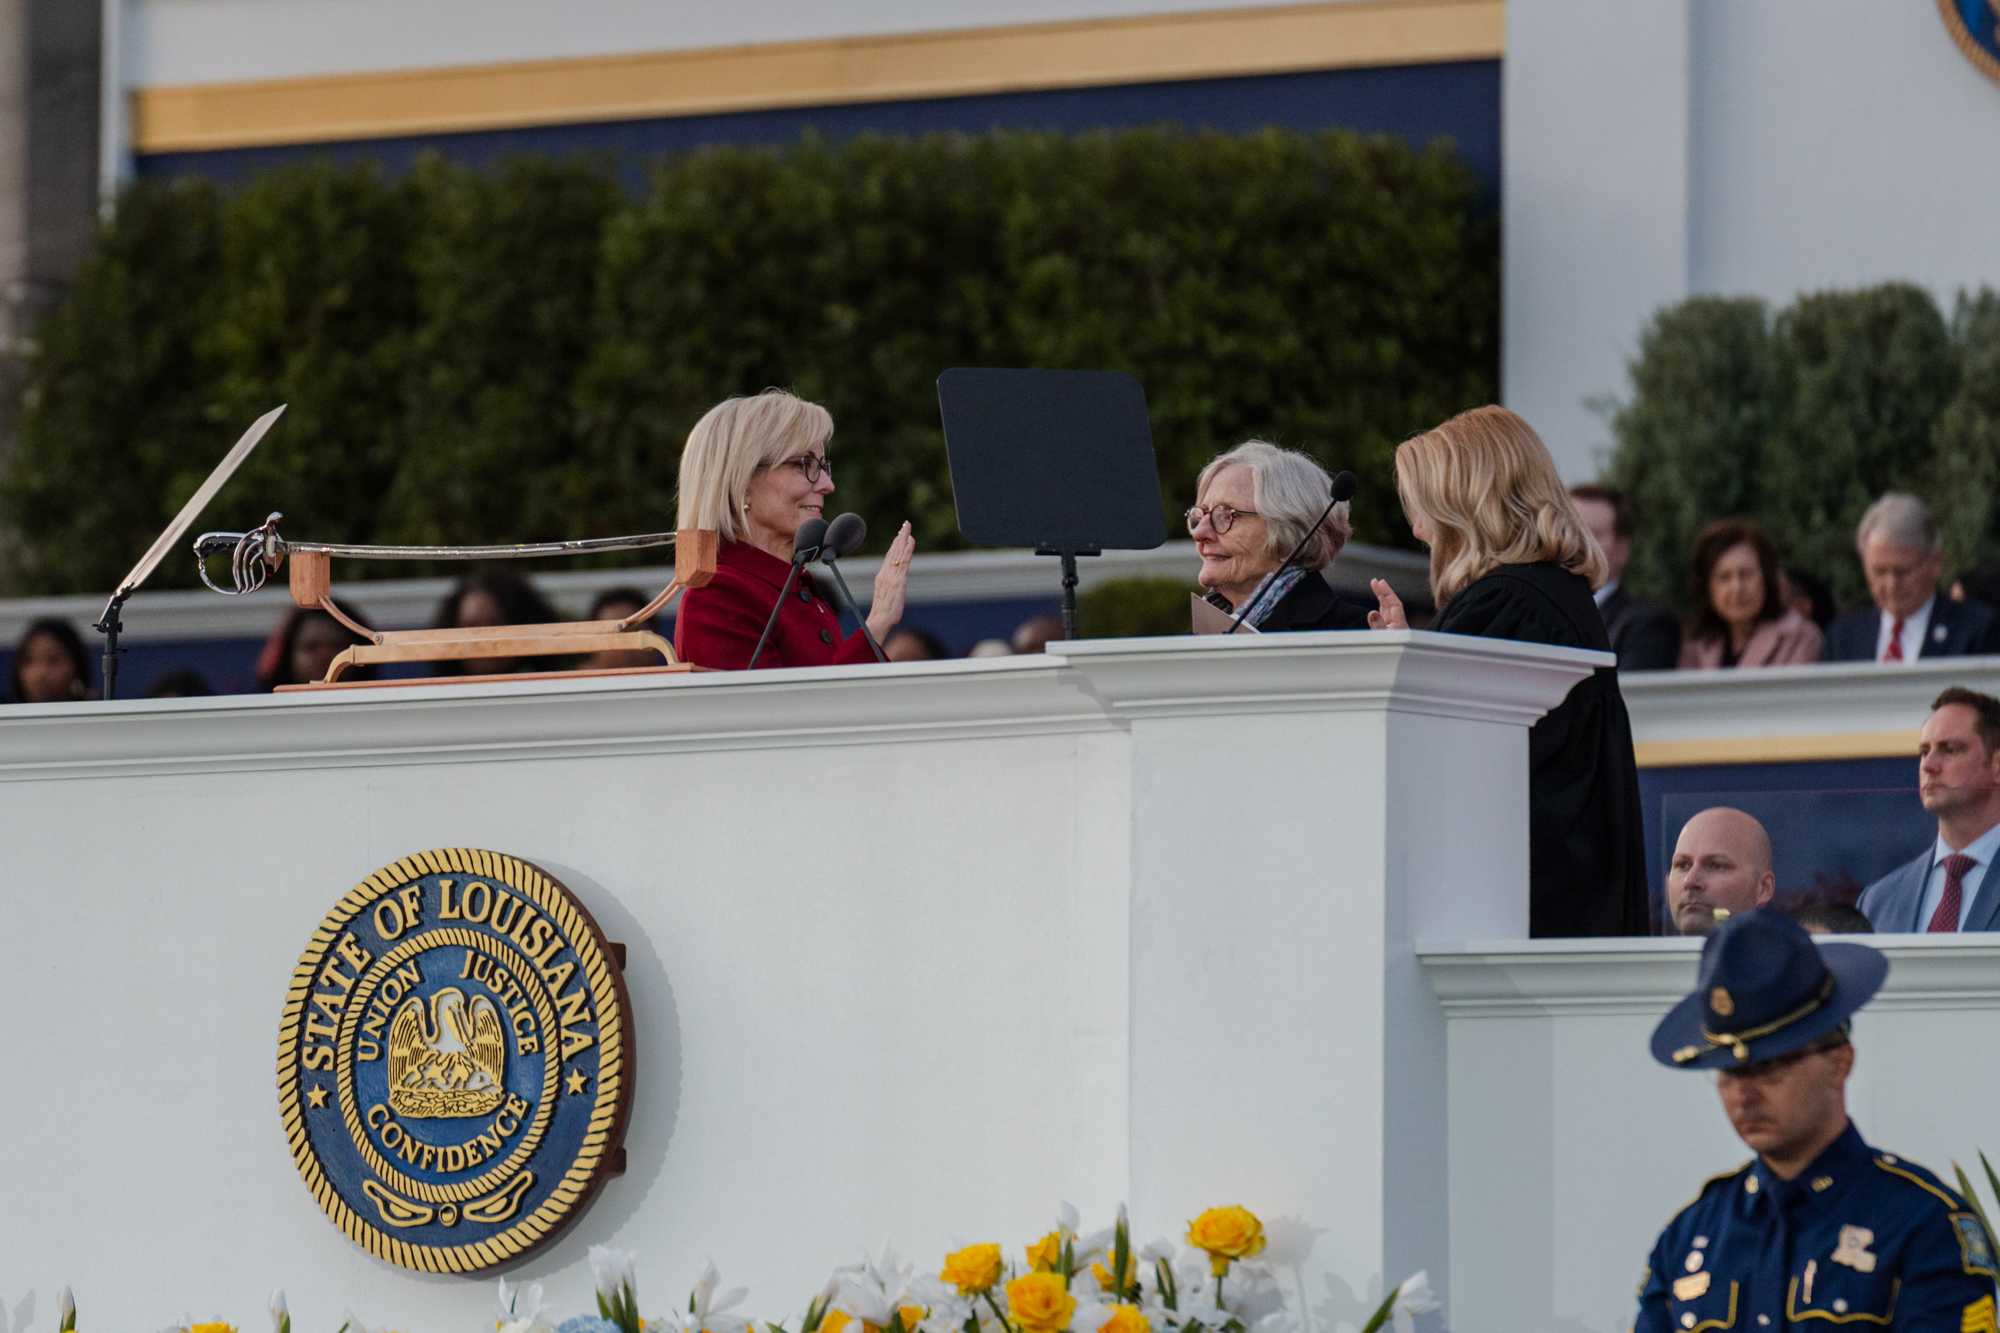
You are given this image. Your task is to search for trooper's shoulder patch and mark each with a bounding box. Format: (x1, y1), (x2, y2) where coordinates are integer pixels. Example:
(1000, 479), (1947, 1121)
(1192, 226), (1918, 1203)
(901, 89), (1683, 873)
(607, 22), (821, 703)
(1952, 1212), (1998, 1279)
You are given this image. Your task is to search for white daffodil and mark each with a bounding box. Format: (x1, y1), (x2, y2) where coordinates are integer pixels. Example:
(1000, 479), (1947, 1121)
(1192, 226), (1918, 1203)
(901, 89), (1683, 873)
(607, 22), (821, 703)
(57, 1289), (75, 1333)
(268, 1290), (288, 1333)
(496, 1275), (554, 1333)
(907, 1273), (974, 1333)
(1056, 1202), (1081, 1237)
(834, 1249), (916, 1329)
(1387, 1271), (1440, 1333)
(684, 1261), (752, 1333)
(592, 1247), (640, 1305)
(334, 1314), (376, 1333)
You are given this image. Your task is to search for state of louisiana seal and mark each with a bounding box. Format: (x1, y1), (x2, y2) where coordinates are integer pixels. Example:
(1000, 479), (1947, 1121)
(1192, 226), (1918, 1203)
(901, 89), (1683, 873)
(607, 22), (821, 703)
(277, 849), (632, 1273)
(1940, 0), (2000, 86)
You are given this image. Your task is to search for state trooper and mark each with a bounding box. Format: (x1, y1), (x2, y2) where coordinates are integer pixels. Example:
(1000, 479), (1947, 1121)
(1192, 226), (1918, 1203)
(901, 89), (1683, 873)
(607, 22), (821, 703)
(1636, 910), (1999, 1331)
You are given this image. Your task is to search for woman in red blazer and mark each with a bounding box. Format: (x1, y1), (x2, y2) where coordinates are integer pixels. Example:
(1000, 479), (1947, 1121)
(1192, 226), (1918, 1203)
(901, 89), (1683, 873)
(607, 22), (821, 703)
(673, 390), (916, 670)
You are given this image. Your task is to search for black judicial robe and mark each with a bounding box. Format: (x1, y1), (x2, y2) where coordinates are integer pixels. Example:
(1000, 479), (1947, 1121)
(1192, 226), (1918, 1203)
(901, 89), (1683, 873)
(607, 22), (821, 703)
(1434, 561), (1651, 938)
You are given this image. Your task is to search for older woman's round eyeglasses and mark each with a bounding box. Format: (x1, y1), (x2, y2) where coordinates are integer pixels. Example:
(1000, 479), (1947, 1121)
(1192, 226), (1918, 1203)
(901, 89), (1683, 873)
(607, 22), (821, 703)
(1185, 502), (1259, 535)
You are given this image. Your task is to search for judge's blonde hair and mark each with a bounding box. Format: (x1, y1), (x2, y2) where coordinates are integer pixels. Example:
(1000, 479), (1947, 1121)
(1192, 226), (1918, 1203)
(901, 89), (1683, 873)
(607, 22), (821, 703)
(1395, 405), (1606, 608)
(676, 389), (834, 542)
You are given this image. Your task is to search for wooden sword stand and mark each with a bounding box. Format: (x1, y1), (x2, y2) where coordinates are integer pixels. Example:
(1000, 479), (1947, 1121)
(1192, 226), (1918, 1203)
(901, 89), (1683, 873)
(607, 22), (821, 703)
(274, 530), (718, 690)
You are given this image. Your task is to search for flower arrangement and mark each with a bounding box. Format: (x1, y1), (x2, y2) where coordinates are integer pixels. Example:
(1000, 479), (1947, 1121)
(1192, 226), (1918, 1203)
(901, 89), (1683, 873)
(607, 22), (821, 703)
(19, 1203), (1439, 1333)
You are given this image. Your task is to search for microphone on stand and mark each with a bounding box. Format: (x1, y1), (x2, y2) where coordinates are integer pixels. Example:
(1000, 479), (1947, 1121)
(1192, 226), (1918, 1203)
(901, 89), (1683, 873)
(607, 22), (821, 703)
(1225, 469), (1358, 634)
(817, 513), (887, 663)
(747, 517), (829, 670)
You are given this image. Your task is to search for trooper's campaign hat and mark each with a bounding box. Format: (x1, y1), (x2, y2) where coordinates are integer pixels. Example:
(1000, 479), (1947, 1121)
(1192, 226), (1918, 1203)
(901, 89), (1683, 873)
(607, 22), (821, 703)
(1650, 908), (1887, 1071)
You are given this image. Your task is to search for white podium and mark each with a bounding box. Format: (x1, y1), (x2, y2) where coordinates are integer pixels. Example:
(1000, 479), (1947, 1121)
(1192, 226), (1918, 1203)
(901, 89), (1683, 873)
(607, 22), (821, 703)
(0, 633), (1597, 1330)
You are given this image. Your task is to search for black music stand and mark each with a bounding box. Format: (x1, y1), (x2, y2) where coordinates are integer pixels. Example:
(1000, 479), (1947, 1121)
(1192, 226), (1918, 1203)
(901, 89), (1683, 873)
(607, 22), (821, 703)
(937, 368), (1166, 640)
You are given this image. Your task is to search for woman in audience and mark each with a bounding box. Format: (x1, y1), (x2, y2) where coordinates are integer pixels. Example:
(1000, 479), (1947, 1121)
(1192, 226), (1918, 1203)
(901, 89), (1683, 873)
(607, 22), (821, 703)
(1188, 439), (1372, 630)
(7, 616), (93, 703)
(258, 604), (375, 690)
(1365, 405), (1648, 937)
(432, 569), (562, 675)
(674, 389), (915, 670)
(885, 626), (949, 662)
(1677, 520), (1822, 668)
(581, 586), (665, 671)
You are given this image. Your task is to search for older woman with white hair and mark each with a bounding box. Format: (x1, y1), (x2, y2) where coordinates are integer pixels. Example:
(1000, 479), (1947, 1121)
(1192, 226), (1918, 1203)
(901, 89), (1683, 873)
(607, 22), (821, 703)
(674, 388), (915, 670)
(1188, 440), (1371, 631)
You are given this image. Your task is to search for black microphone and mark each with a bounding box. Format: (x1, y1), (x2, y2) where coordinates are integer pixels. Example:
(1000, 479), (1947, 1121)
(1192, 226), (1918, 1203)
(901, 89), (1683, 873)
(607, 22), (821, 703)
(747, 517), (829, 669)
(817, 512), (887, 663)
(1225, 469), (1358, 633)
(822, 511), (867, 561)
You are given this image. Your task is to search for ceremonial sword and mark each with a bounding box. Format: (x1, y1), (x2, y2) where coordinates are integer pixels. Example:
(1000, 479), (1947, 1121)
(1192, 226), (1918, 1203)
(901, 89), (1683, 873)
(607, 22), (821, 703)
(94, 404), (288, 699)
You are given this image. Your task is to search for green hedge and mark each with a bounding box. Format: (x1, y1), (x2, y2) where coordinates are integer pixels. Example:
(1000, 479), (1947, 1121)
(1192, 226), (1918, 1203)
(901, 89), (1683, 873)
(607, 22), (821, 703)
(0, 129), (1496, 595)
(1606, 282), (2000, 611)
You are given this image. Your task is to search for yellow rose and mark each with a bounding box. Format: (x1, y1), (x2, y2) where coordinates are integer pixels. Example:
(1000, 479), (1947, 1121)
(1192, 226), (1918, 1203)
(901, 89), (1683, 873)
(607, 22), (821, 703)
(1101, 1307), (1150, 1333)
(1186, 1205), (1266, 1273)
(1025, 1230), (1064, 1273)
(1005, 1272), (1076, 1333)
(942, 1242), (1005, 1295)
(822, 1311), (853, 1333)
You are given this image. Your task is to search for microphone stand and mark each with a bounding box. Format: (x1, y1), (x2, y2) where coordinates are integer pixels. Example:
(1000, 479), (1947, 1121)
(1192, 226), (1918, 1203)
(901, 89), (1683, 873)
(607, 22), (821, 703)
(748, 524), (827, 669)
(821, 555), (887, 662)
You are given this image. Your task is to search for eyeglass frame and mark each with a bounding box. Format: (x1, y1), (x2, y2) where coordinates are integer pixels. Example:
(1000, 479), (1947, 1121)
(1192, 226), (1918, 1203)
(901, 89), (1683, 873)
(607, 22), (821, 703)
(766, 453), (833, 484)
(1185, 502), (1260, 536)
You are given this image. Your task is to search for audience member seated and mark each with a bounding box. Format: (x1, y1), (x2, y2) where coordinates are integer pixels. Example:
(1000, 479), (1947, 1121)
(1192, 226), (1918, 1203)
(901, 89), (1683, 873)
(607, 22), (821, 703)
(146, 669), (213, 698)
(1664, 806), (1775, 935)
(1951, 562), (2000, 613)
(1794, 901), (1873, 935)
(1823, 493), (2000, 663)
(1860, 686), (2000, 932)
(1010, 614), (1066, 655)
(1677, 519), (1822, 668)
(1189, 439), (1373, 632)
(885, 626), (949, 662)
(1570, 483), (1679, 671)
(1779, 565), (1836, 630)
(432, 570), (562, 675)
(258, 605), (376, 690)
(1364, 405), (1649, 937)
(7, 616), (94, 703)
(581, 586), (664, 671)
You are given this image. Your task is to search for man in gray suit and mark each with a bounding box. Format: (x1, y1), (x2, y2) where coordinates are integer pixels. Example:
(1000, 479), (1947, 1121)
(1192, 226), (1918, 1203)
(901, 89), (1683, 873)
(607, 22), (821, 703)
(1860, 686), (2000, 931)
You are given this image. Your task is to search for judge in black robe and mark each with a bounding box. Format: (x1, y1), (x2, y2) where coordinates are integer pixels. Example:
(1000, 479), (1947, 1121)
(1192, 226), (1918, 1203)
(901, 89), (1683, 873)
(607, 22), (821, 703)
(1369, 405), (1652, 938)
(1432, 561), (1650, 937)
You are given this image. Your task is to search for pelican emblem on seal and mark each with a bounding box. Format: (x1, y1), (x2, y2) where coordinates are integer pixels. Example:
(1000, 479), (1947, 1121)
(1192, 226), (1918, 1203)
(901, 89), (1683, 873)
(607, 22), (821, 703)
(389, 987), (506, 1117)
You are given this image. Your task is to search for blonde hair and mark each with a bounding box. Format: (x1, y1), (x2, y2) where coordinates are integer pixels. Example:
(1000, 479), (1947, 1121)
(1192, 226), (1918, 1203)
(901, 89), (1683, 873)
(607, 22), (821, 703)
(675, 389), (834, 542)
(1394, 405), (1607, 607)
(1196, 440), (1352, 570)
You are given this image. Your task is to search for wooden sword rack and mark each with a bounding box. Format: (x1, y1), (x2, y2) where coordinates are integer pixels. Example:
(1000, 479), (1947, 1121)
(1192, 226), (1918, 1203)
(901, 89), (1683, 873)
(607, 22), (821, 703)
(192, 514), (717, 688)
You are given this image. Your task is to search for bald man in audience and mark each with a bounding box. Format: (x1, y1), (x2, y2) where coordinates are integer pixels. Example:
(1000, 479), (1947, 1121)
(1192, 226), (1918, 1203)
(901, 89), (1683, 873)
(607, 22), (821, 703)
(1664, 807), (1777, 935)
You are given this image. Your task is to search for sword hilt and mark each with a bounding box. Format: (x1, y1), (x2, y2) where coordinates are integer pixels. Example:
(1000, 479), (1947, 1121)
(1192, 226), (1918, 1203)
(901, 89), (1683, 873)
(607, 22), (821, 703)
(194, 511), (287, 595)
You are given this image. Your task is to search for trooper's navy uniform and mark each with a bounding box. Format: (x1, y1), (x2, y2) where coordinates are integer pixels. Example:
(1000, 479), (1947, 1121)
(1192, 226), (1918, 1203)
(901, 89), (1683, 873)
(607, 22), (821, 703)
(1635, 911), (1999, 1333)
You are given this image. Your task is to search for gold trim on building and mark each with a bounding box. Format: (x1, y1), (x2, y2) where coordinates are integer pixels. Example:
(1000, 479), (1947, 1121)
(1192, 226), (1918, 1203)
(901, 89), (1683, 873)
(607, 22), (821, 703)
(1634, 730), (1917, 769)
(133, 0), (1504, 153)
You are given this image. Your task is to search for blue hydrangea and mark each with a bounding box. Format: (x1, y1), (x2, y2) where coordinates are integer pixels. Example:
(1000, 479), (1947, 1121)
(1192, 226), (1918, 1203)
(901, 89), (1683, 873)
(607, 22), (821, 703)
(558, 1318), (624, 1333)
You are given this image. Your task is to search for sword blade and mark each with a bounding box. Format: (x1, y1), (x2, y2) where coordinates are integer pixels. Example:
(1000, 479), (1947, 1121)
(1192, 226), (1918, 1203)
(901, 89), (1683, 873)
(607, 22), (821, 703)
(112, 404), (286, 601)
